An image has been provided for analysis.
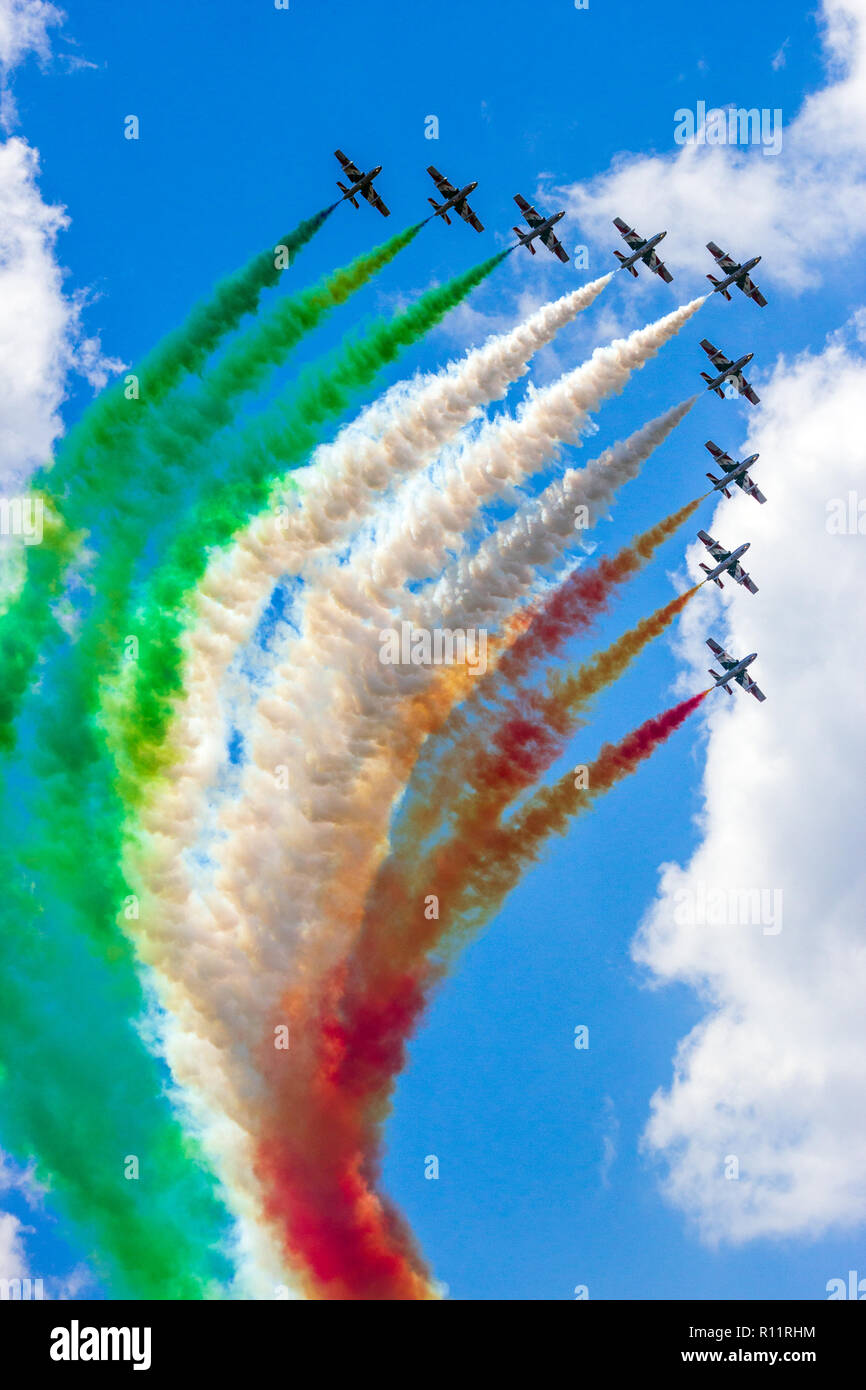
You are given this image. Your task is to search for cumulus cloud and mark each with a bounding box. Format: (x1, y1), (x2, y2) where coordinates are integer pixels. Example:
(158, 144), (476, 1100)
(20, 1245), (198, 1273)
(547, 0), (866, 293)
(0, 7), (122, 492)
(0, 0), (64, 130)
(633, 322), (866, 1244)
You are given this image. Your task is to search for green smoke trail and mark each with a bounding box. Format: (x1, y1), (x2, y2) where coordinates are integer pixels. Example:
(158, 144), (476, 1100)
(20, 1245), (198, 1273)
(4, 227), (427, 979)
(0, 213), (335, 1294)
(0, 745), (232, 1296)
(0, 209), (336, 761)
(115, 249), (510, 798)
(40, 205), (334, 504)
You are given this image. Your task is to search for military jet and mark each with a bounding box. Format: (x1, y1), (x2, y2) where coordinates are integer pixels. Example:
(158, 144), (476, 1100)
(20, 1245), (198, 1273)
(426, 166), (483, 231)
(512, 194), (569, 262)
(706, 638), (766, 701)
(697, 531), (758, 593)
(705, 440), (766, 504)
(706, 242), (767, 306)
(612, 217), (673, 282)
(334, 149), (390, 216)
(700, 339), (760, 405)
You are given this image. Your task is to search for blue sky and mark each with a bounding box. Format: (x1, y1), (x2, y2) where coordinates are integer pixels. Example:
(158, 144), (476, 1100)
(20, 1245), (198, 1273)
(4, 0), (866, 1299)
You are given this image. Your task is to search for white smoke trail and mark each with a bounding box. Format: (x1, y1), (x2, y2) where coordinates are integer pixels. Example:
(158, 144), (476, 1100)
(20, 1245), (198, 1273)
(117, 277), (613, 1282)
(437, 396), (697, 626)
(212, 299), (705, 1002)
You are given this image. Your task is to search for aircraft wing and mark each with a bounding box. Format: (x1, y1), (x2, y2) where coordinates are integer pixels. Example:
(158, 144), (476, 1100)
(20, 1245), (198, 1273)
(613, 217), (645, 251)
(362, 185), (390, 217)
(706, 637), (736, 669)
(706, 440), (736, 470)
(698, 531), (730, 562)
(700, 339), (733, 373)
(732, 563), (759, 594)
(427, 166), (458, 199)
(739, 473), (767, 503)
(515, 193), (544, 228)
(644, 248), (673, 283)
(740, 377), (760, 405)
(707, 241), (740, 275)
(335, 149), (364, 182)
(541, 227), (569, 262)
(457, 200), (484, 232)
(739, 274), (768, 307)
(736, 670), (766, 700)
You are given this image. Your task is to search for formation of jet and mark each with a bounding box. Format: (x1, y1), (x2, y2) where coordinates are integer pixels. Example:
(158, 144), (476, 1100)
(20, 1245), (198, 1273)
(706, 639), (766, 701)
(334, 150), (390, 217)
(512, 194), (569, 261)
(704, 441), (766, 504)
(699, 339), (760, 405)
(706, 242), (767, 306)
(612, 217), (673, 283)
(697, 531), (758, 593)
(426, 166), (484, 232)
(328, 156), (770, 701)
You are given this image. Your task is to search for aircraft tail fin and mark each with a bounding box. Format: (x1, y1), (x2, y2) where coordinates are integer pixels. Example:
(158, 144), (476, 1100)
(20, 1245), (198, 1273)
(700, 371), (724, 398)
(429, 198), (451, 225)
(338, 181), (359, 209)
(697, 561), (722, 589)
(706, 471), (732, 499)
(515, 227), (535, 253)
(613, 250), (639, 277)
(707, 273), (732, 301)
(709, 668), (733, 693)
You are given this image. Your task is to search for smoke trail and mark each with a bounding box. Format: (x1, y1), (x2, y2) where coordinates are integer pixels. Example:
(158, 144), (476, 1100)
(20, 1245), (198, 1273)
(40, 206), (334, 497)
(145, 272), (614, 857)
(254, 689), (709, 1298)
(112, 251), (511, 798)
(13, 226), (432, 955)
(356, 303), (704, 599)
(398, 503), (703, 845)
(113, 279), (615, 1209)
(436, 398), (697, 627)
(0, 210), (338, 760)
(0, 826), (234, 1297)
(215, 320), (702, 964)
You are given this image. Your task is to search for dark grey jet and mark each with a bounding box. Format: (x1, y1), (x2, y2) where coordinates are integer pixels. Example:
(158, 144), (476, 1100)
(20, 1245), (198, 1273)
(705, 441), (766, 504)
(334, 149), (390, 216)
(700, 339), (760, 405)
(512, 194), (569, 262)
(706, 242), (767, 306)
(612, 217), (673, 282)
(426, 166), (483, 231)
(707, 638), (766, 701)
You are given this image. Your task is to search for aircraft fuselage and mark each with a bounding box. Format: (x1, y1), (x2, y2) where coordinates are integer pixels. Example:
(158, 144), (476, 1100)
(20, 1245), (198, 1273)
(711, 255), (762, 294)
(434, 182), (478, 217)
(703, 541), (750, 583)
(518, 210), (564, 246)
(341, 165), (382, 201)
(620, 229), (666, 269)
(714, 653), (757, 688)
(706, 353), (754, 392)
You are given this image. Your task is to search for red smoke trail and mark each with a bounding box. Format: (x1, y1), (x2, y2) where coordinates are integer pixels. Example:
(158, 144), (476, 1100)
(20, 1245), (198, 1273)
(255, 689), (708, 1298)
(398, 498), (701, 846)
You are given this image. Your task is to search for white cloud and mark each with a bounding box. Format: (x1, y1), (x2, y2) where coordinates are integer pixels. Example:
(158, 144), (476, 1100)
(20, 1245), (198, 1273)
(633, 322), (866, 1244)
(0, 1210), (28, 1281)
(547, 0), (866, 292)
(772, 38), (790, 71)
(0, 5), (121, 492)
(0, 0), (64, 130)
